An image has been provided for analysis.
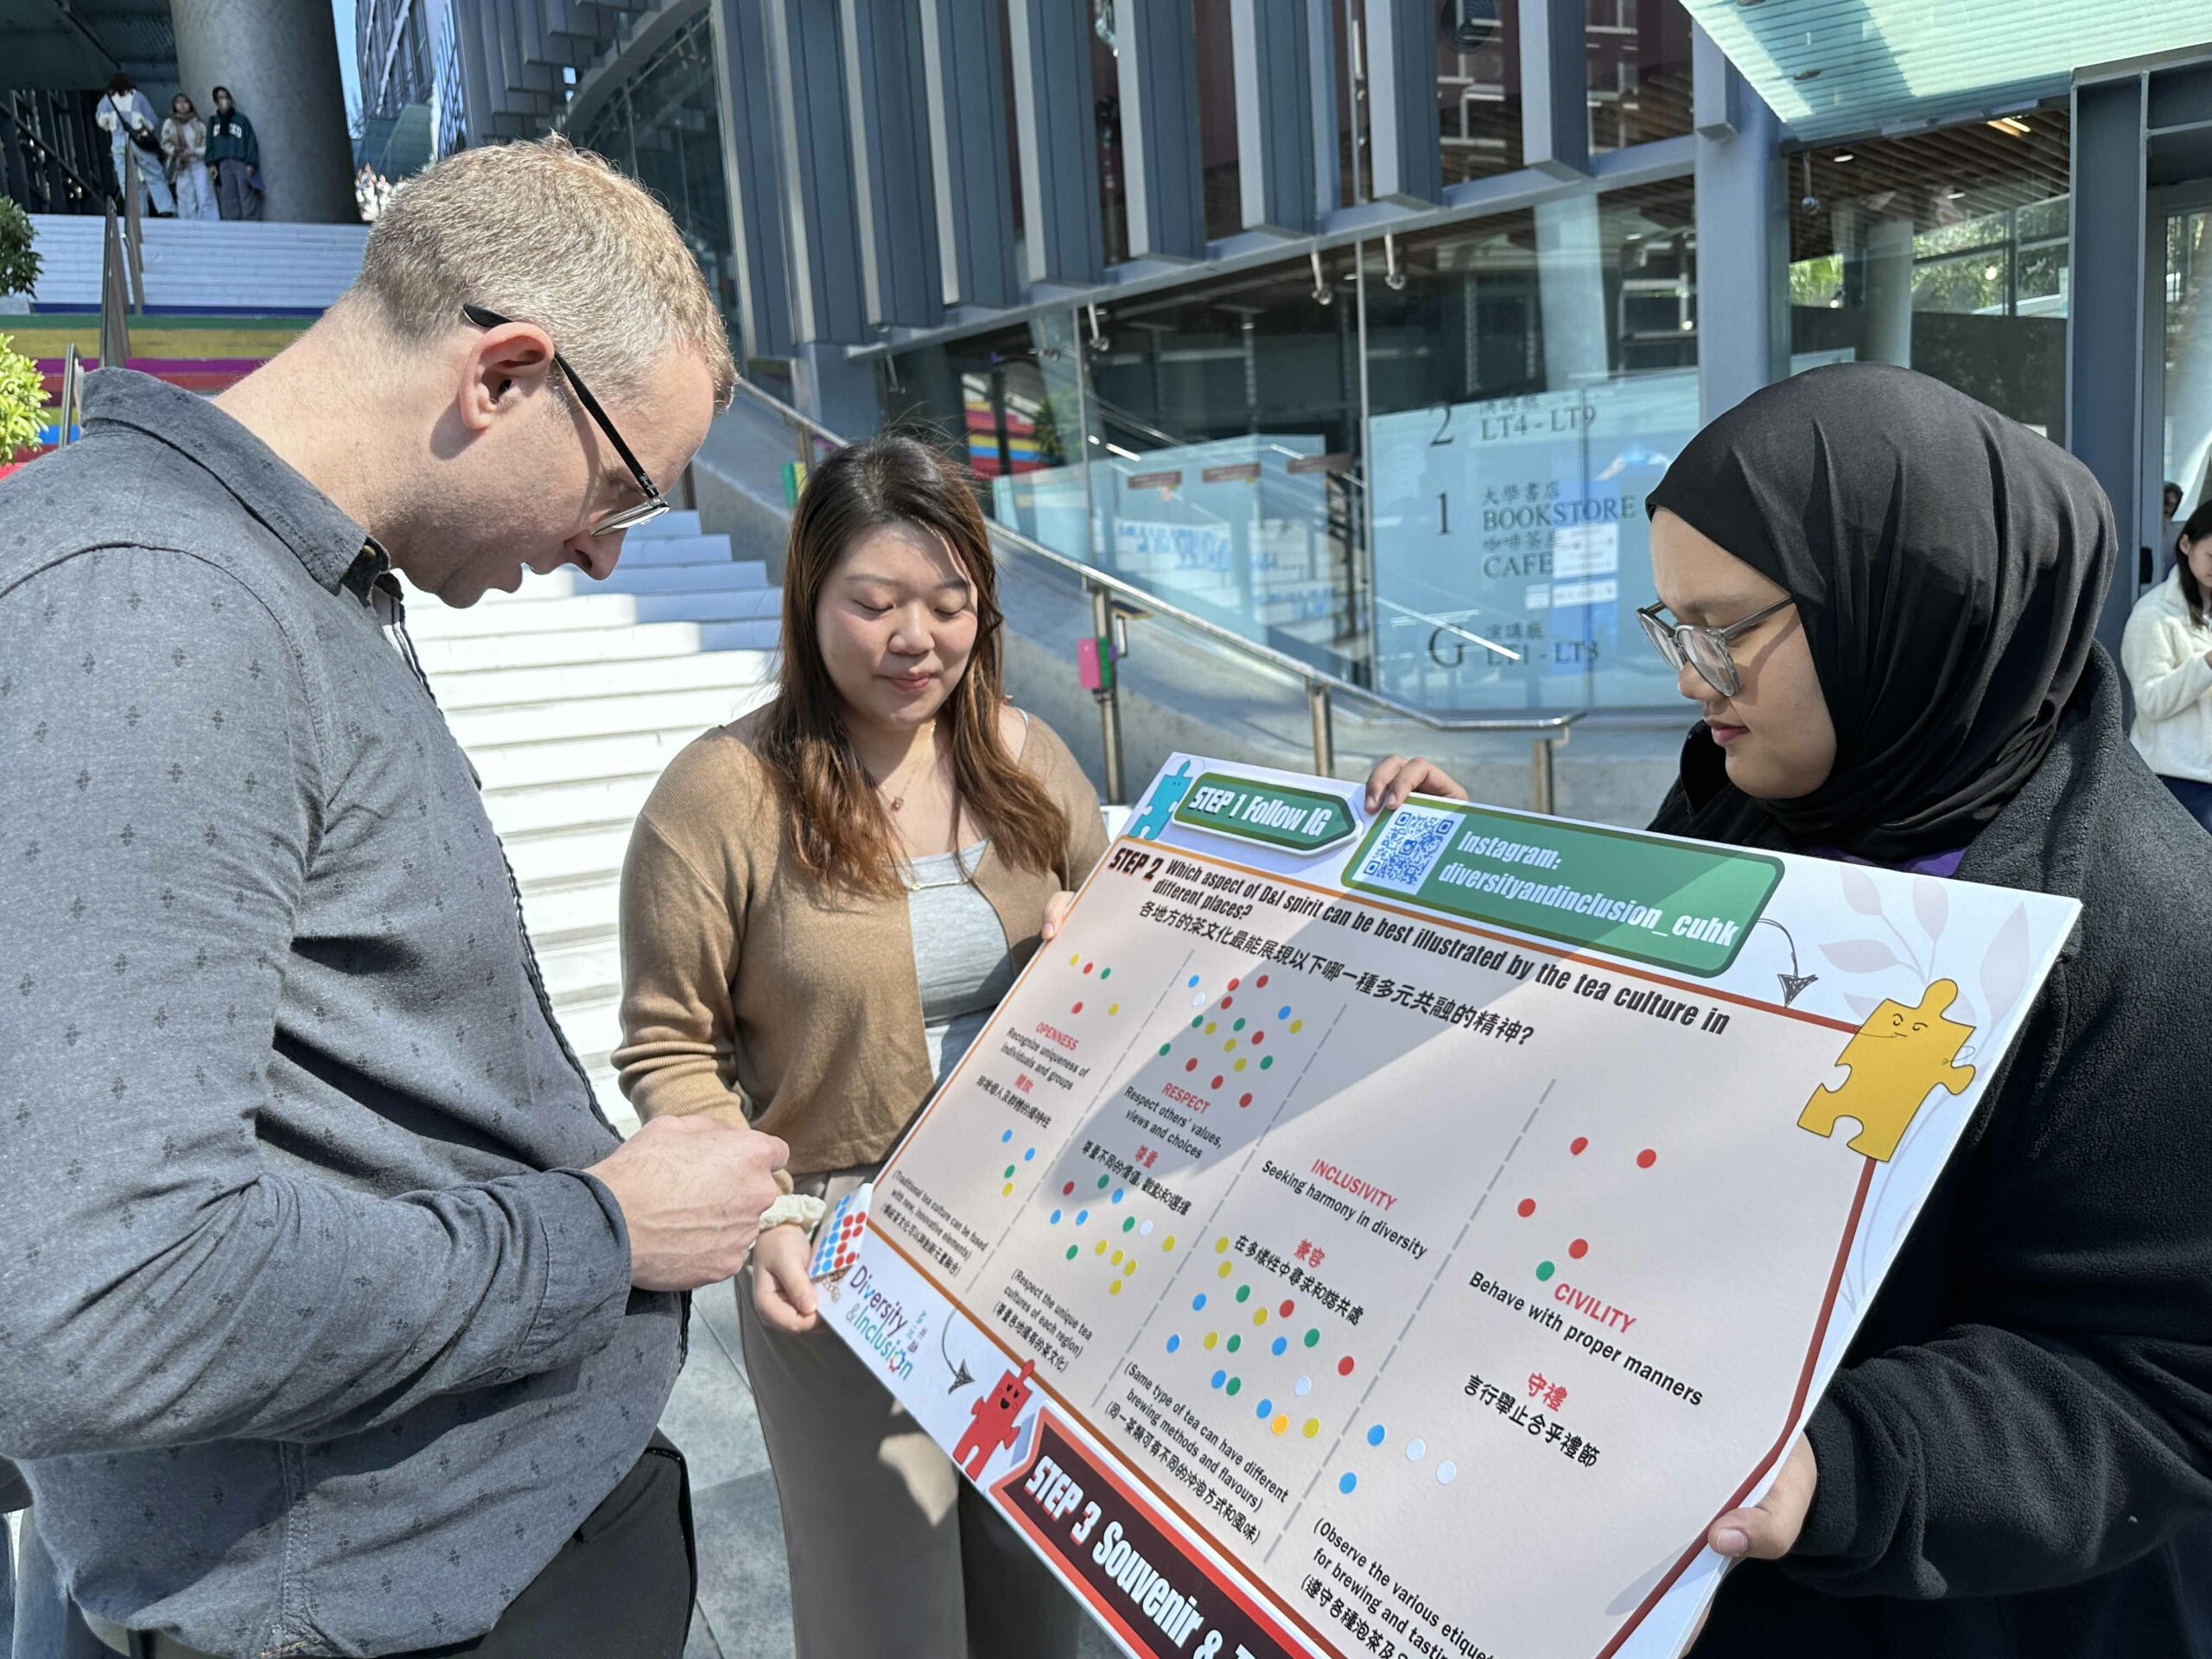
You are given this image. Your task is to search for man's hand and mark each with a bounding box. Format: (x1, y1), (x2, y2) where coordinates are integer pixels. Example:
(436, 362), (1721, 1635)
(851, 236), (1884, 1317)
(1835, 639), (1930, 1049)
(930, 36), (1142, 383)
(752, 1224), (820, 1332)
(1709, 1433), (1818, 1561)
(1040, 888), (1077, 944)
(586, 1116), (790, 1292)
(1363, 754), (1469, 814)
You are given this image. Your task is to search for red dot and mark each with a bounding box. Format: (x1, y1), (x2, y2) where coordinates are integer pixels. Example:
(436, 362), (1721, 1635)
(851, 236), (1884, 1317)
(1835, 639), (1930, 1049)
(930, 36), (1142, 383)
(1637, 1148), (1657, 1169)
(1570, 1136), (1589, 1155)
(1211, 1076), (1224, 1089)
(1228, 977), (1242, 990)
(1071, 1002), (1084, 1014)
(1185, 1058), (1198, 1072)
(1516, 1198), (1536, 1217)
(1279, 1299), (1294, 1318)
(1083, 963), (1095, 974)
(1338, 1356), (1356, 1376)
(1238, 1093), (1253, 1108)
(1221, 995), (1234, 1008)
(1255, 974), (1268, 987)
(1568, 1239), (1588, 1259)
(1252, 1031), (1264, 1044)
(1064, 1181), (1076, 1195)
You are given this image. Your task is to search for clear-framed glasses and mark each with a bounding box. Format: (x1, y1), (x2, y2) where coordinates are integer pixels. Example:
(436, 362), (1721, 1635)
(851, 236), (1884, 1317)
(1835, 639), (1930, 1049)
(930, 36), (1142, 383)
(461, 302), (671, 537)
(1636, 596), (1795, 698)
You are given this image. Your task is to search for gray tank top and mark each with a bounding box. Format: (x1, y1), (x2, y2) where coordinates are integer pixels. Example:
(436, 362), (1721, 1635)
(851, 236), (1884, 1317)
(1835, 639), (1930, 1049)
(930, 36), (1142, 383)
(906, 842), (1017, 1091)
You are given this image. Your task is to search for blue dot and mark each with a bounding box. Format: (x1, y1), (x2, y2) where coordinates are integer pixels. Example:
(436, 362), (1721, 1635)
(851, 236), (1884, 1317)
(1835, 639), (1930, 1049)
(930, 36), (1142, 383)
(1211, 1370), (1226, 1389)
(1188, 975), (1201, 987)
(1366, 1424), (1386, 1447)
(1271, 1337), (1287, 1356)
(1024, 1147), (1035, 1161)
(1166, 1335), (1180, 1353)
(1111, 1188), (1125, 1204)
(1049, 1210), (1062, 1224)
(1192, 1294), (1207, 1311)
(1076, 1210), (1089, 1224)
(1278, 1005), (1291, 1020)
(1338, 1472), (1357, 1495)
(1256, 1399), (1272, 1419)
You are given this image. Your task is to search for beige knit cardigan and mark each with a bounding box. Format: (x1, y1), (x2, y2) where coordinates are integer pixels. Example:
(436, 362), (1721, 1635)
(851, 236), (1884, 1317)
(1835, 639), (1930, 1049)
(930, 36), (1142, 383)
(614, 709), (1108, 1176)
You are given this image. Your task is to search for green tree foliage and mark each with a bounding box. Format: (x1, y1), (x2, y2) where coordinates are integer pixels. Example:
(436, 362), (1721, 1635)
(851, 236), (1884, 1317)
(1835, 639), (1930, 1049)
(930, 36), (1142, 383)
(0, 200), (41, 300)
(0, 334), (52, 461)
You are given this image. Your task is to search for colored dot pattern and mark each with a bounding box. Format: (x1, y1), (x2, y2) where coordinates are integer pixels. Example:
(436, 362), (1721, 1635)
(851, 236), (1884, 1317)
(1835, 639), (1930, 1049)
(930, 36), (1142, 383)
(1516, 1135), (1662, 1277)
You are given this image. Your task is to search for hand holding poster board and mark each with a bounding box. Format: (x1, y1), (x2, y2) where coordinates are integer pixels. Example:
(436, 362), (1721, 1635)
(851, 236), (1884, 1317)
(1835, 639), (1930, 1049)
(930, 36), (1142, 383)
(819, 755), (2075, 1659)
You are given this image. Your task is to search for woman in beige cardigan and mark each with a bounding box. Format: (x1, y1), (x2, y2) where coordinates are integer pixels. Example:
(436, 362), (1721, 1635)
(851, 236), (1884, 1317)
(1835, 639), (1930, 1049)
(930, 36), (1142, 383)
(616, 435), (1103, 1656)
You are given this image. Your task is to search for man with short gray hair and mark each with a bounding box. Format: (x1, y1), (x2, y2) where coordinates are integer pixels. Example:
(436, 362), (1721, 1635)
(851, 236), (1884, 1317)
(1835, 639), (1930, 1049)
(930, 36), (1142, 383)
(0, 137), (787, 1657)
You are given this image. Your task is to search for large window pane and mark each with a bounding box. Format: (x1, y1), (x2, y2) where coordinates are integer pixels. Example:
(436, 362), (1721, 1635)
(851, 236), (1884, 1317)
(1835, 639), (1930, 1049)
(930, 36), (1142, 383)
(1363, 181), (1700, 712)
(1787, 110), (2071, 441)
(1587, 0), (1693, 154)
(1437, 0), (1523, 187)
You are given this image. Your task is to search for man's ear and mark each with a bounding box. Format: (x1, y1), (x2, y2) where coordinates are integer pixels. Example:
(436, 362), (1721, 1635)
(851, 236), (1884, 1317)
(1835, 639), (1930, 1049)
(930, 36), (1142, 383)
(459, 320), (558, 435)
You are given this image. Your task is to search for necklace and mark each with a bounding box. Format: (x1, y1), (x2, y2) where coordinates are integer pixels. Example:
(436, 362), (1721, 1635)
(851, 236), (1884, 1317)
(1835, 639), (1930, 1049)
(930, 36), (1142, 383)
(866, 740), (936, 814)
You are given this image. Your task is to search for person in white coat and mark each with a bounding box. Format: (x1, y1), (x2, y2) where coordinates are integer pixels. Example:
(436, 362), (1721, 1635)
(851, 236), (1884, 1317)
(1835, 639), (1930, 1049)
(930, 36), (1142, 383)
(93, 73), (175, 218)
(160, 93), (218, 221)
(2122, 499), (2212, 830)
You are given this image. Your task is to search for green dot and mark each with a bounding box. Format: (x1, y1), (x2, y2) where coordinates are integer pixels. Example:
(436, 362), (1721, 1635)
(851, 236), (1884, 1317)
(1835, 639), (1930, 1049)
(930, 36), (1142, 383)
(1536, 1260), (1555, 1281)
(1225, 1377), (1242, 1396)
(1066, 1246), (1078, 1260)
(1098, 1175), (1110, 1190)
(1227, 1334), (1242, 1352)
(1304, 1328), (1320, 1347)
(1192, 1016), (1203, 1028)
(1122, 1217), (1135, 1232)
(1159, 1043), (1172, 1056)
(1235, 1285), (1251, 1303)
(1260, 1056), (1274, 1071)
(1003, 1165), (1015, 1179)
(1233, 1017), (1246, 1030)
(1100, 967), (1111, 979)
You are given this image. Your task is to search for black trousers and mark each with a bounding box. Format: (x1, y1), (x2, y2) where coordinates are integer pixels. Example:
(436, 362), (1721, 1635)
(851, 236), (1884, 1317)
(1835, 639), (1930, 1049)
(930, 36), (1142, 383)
(111, 1434), (696, 1659)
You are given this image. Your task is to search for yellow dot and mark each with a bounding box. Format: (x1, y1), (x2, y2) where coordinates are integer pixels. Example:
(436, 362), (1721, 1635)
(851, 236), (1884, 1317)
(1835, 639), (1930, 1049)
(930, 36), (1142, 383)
(1109, 1002), (1121, 1014)
(1233, 1058), (1247, 1072)
(1162, 1236), (1177, 1251)
(1272, 1415), (1289, 1435)
(1254, 1309), (1268, 1325)
(1303, 1419), (1320, 1439)
(1109, 1281), (1123, 1295)
(1123, 1260), (1136, 1276)
(1204, 1332), (1218, 1350)
(1224, 1039), (1236, 1052)
(1205, 1020), (1217, 1034)
(1068, 951), (1080, 964)
(1096, 1240), (1109, 1255)
(1215, 1236), (1230, 1254)
(1112, 1249), (1124, 1266)
(1217, 1262), (1232, 1279)
(1291, 1019), (1304, 1033)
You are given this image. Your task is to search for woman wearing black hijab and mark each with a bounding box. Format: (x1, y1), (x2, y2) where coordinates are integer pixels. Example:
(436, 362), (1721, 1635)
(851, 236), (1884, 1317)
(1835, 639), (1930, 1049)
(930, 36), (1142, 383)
(1368, 364), (2212, 1656)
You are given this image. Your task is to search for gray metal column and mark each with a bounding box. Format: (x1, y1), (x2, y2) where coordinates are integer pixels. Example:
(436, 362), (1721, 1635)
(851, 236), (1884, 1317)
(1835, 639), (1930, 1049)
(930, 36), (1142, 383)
(1521, 0), (1590, 181)
(172, 0), (357, 220)
(762, 0), (868, 346)
(709, 0), (795, 359)
(1363, 0), (1440, 207)
(1690, 24), (1787, 422)
(1535, 195), (1607, 384)
(841, 0), (944, 328)
(2069, 73), (2149, 662)
(1230, 0), (1316, 235)
(1007, 0), (1105, 286)
(919, 0), (1020, 309)
(453, 0), (498, 148)
(1117, 0), (1206, 259)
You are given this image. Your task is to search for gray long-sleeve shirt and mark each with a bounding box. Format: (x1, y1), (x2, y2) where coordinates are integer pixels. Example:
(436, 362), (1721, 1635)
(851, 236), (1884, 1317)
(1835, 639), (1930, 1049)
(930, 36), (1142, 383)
(0, 371), (681, 1656)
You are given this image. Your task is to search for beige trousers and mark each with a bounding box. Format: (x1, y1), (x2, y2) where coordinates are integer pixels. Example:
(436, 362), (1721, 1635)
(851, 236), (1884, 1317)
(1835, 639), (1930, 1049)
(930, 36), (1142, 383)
(737, 1173), (1084, 1659)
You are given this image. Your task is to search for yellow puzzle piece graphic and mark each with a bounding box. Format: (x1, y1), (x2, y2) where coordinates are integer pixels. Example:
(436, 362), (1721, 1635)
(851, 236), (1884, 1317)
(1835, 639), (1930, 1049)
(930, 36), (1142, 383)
(1799, 979), (1977, 1161)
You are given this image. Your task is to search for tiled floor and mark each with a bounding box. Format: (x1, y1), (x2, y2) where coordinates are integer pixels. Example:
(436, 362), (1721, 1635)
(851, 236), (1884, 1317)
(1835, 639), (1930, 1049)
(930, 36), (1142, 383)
(664, 1282), (1122, 1658)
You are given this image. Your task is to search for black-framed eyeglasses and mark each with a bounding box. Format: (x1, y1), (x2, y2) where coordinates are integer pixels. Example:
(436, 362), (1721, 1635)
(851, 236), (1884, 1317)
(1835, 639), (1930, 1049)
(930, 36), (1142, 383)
(1636, 596), (1795, 698)
(461, 302), (670, 537)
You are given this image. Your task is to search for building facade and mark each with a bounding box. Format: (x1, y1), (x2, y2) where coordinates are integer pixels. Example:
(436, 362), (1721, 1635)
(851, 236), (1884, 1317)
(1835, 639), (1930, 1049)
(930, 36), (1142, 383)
(410, 0), (2212, 718)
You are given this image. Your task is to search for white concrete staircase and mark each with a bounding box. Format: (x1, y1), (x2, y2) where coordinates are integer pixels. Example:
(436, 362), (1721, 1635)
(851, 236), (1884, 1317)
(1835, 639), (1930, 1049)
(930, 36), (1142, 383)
(409, 511), (782, 1129)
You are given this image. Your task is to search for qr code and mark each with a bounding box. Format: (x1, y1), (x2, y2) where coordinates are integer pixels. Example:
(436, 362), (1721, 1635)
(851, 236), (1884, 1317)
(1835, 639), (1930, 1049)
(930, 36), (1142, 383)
(1352, 804), (1458, 893)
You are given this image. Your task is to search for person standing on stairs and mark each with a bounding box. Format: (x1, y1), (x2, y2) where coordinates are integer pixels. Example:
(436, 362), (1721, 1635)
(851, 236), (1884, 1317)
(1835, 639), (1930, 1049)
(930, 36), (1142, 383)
(616, 435), (1107, 1659)
(94, 74), (174, 219)
(205, 86), (260, 221)
(161, 93), (219, 223)
(0, 137), (789, 1658)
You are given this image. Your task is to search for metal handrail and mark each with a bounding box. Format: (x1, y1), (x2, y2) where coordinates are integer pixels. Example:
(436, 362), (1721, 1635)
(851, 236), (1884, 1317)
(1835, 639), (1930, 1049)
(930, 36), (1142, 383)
(731, 374), (1586, 808)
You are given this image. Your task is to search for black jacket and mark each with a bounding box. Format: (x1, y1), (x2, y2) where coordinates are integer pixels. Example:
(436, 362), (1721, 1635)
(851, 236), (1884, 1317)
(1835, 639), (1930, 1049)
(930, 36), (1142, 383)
(1676, 649), (2212, 1657)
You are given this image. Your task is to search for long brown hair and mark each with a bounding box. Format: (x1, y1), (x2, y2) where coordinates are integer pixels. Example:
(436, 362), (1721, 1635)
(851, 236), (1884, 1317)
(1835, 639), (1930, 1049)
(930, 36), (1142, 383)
(759, 434), (1069, 896)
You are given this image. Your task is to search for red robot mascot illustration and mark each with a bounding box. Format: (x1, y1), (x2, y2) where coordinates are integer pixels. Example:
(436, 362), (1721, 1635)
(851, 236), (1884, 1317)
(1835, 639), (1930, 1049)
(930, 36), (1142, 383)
(953, 1358), (1036, 1478)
